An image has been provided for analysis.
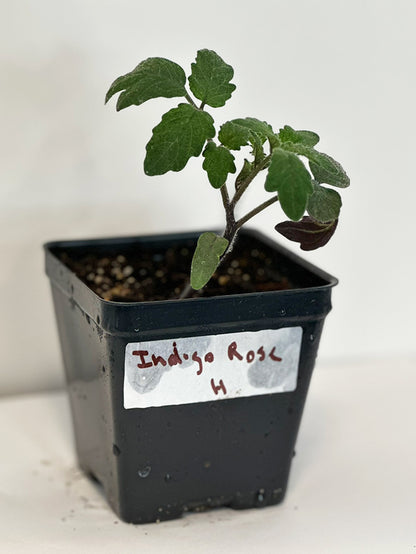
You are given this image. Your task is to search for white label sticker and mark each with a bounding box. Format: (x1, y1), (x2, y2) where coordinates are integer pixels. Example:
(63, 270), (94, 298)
(124, 327), (303, 409)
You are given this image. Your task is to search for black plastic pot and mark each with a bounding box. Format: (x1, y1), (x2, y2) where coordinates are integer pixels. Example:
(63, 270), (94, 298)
(45, 229), (337, 523)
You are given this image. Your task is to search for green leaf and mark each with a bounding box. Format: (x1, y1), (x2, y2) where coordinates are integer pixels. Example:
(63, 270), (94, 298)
(188, 49), (236, 108)
(218, 120), (253, 150)
(283, 143), (350, 188)
(234, 118), (276, 141)
(190, 232), (229, 290)
(144, 104), (215, 175)
(218, 117), (275, 151)
(307, 183), (342, 222)
(105, 57), (186, 111)
(309, 152), (350, 188)
(235, 158), (253, 190)
(278, 125), (319, 147)
(202, 142), (236, 189)
(265, 148), (313, 221)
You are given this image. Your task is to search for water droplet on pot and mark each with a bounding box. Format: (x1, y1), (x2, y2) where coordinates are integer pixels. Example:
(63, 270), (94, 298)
(257, 489), (265, 503)
(112, 444), (121, 456)
(279, 308), (286, 316)
(309, 334), (315, 342)
(164, 473), (172, 483)
(138, 466), (151, 478)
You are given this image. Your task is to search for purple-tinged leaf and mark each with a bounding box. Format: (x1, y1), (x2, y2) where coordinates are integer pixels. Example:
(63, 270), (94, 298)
(275, 216), (338, 250)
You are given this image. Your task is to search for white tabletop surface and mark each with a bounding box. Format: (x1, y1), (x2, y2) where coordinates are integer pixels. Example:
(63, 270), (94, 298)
(1, 357), (415, 553)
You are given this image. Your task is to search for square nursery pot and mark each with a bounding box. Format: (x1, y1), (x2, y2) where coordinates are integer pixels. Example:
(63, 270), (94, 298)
(44, 228), (337, 524)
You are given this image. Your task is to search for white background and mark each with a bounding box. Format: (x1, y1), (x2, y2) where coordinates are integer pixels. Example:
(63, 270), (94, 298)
(1, 0), (416, 395)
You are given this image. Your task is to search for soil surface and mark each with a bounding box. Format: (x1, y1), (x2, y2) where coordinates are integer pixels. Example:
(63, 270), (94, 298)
(60, 240), (293, 302)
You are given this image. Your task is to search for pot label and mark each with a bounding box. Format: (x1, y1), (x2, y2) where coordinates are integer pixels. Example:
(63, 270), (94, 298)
(124, 327), (303, 409)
